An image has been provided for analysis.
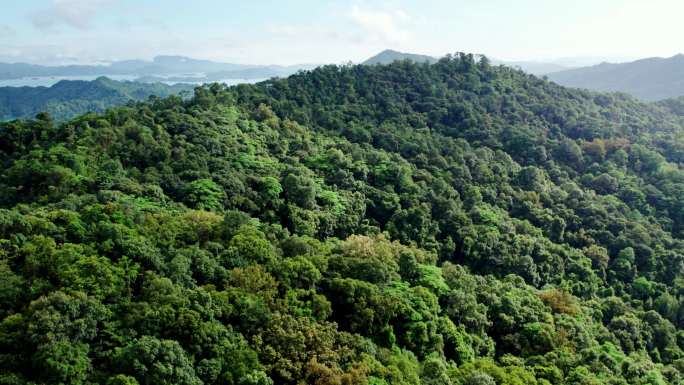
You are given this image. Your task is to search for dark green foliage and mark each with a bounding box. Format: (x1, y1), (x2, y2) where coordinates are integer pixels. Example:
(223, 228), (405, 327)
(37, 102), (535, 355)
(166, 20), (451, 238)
(4, 54), (684, 384)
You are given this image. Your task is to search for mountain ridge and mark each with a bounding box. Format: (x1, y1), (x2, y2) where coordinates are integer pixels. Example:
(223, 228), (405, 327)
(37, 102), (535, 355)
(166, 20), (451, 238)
(0, 76), (194, 121)
(547, 54), (684, 101)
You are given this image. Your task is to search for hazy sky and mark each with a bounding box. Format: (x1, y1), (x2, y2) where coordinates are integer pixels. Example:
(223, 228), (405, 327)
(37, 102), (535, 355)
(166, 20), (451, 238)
(0, 0), (683, 65)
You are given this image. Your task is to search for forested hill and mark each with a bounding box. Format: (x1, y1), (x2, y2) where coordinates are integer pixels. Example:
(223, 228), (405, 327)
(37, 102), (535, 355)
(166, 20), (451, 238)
(361, 49), (571, 75)
(0, 77), (193, 121)
(5, 54), (684, 384)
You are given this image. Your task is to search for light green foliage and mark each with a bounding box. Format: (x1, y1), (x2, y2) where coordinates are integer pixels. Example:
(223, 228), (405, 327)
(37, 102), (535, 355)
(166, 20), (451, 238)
(185, 178), (225, 211)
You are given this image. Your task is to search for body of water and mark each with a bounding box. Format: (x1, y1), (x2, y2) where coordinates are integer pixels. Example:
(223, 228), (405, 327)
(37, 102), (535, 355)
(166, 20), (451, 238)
(0, 75), (267, 88)
(0, 75), (139, 87)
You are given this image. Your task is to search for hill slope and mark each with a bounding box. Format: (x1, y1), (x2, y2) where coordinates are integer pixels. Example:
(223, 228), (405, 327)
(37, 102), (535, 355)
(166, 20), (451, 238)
(0, 77), (194, 120)
(4, 55), (684, 384)
(547, 54), (684, 101)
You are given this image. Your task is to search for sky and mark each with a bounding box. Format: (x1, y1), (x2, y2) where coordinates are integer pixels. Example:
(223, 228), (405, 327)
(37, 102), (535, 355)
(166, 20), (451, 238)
(0, 0), (683, 66)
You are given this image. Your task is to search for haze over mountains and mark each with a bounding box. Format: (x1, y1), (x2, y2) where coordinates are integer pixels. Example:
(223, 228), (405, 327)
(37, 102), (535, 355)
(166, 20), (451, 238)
(0, 55), (319, 121)
(547, 54), (684, 101)
(0, 55), (316, 83)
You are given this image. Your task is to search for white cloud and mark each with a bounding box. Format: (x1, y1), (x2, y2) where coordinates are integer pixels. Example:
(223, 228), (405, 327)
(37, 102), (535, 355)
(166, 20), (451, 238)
(14, 1), (419, 66)
(173, 5), (418, 65)
(30, 0), (119, 31)
(348, 4), (413, 45)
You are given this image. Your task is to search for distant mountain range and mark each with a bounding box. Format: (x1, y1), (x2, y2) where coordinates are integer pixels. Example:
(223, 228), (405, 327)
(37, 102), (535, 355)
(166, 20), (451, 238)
(0, 77), (194, 121)
(362, 49), (573, 75)
(0, 55), (316, 82)
(546, 54), (684, 101)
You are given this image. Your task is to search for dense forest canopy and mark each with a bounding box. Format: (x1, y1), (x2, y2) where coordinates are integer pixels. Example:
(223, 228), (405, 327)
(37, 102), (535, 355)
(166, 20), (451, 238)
(5, 53), (684, 384)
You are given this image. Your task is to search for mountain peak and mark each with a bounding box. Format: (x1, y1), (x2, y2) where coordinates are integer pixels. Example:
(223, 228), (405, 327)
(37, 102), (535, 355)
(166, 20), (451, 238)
(153, 55), (193, 63)
(362, 49), (437, 65)
(377, 49), (402, 55)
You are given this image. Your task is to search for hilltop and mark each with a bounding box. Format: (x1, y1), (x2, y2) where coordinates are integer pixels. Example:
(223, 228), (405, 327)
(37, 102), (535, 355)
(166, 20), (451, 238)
(362, 49), (575, 75)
